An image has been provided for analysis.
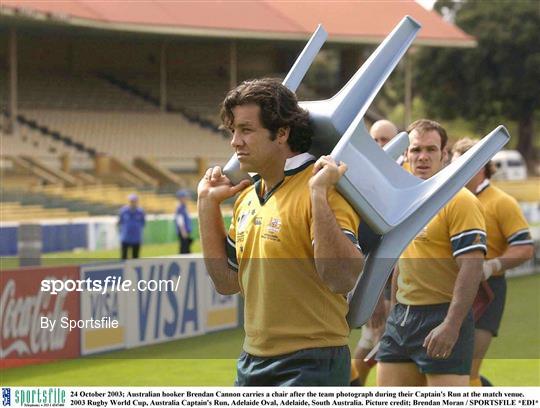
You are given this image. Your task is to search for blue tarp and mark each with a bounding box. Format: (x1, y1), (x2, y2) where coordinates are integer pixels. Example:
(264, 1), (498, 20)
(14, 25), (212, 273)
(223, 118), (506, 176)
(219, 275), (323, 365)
(42, 223), (88, 253)
(0, 227), (18, 256)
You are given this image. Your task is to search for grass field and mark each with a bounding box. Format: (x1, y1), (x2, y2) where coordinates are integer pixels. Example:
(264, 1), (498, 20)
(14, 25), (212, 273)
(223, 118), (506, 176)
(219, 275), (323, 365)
(1, 270), (538, 386)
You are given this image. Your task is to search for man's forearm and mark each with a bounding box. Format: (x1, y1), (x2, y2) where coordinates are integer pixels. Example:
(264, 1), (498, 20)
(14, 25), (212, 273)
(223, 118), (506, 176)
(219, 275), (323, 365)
(445, 254), (483, 326)
(198, 198), (239, 295)
(311, 188), (363, 294)
(499, 244), (535, 270)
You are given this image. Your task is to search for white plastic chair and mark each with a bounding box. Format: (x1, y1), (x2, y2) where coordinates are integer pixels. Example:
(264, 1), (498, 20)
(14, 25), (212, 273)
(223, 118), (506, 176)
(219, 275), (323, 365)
(223, 16), (419, 184)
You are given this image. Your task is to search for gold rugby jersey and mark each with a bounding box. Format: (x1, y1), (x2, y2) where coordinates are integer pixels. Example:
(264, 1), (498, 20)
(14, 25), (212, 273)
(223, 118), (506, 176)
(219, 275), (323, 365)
(475, 180), (533, 275)
(226, 153), (361, 357)
(397, 188), (487, 305)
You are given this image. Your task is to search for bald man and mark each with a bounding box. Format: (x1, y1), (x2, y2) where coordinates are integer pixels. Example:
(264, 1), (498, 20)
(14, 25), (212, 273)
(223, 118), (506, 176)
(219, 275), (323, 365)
(351, 119), (399, 385)
(370, 119), (399, 148)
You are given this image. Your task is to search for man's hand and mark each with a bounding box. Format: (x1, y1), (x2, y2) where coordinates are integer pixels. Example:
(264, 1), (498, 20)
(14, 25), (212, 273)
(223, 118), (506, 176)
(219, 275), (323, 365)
(423, 320), (460, 360)
(198, 166), (251, 203)
(309, 156), (347, 192)
(483, 258), (502, 279)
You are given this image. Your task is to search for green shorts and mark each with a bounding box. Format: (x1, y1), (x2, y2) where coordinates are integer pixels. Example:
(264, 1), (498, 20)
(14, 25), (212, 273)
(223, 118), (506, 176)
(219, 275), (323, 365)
(377, 303), (474, 375)
(235, 345), (350, 386)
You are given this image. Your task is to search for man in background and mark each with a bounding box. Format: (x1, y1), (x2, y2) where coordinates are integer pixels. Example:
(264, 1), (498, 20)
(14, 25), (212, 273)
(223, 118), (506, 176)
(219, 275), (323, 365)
(176, 189), (193, 254)
(118, 193), (146, 259)
(452, 137), (534, 386)
(377, 119), (487, 386)
(370, 119), (398, 148)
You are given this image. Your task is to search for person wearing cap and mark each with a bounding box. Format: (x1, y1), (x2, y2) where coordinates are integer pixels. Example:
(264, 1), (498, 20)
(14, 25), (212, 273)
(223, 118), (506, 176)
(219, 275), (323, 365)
(118, 193), (146, 259)
(176, 189), (193, 254)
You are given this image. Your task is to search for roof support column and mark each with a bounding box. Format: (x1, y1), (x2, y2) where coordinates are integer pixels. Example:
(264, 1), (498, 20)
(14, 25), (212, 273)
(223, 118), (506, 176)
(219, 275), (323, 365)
(229, 40), (238, 89)
(404, 50), (413, 128)
(8, 27), (18, 136)
(160, 41), (167, 112)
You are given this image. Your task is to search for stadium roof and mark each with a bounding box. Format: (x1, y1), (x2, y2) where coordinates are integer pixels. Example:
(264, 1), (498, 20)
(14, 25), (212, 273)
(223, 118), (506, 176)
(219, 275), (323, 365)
(0, 0), (475, 48)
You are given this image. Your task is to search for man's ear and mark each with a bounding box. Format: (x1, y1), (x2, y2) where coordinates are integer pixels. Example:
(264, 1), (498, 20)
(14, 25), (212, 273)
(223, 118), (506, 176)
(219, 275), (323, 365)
(277, 127), (290, 144)
(441, 147), (448, 163)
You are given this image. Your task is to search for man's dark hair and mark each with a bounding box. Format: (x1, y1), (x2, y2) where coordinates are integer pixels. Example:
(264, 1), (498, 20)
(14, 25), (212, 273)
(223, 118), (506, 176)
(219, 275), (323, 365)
(220, 78), (312, 153)
(407, 119), (448, 151)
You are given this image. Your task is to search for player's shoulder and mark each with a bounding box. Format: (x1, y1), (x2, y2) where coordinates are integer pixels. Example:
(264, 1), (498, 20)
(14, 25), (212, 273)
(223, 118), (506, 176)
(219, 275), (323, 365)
(235, 183), (256, 206)
(444, 188), (484, 221)
(290, 162), (315, 181)
(451, 187), (480, 206)
(490, 185), (520, 207)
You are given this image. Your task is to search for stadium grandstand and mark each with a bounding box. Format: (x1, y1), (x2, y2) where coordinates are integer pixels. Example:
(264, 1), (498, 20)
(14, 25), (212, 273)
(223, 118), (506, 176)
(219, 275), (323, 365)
(2, 0), (536, 251)
(0, 2), (533, 223)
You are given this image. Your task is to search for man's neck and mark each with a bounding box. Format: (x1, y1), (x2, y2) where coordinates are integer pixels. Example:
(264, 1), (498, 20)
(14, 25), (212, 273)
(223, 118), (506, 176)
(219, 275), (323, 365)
(473, 178), (490, 194)
(258, 151), (296, 194)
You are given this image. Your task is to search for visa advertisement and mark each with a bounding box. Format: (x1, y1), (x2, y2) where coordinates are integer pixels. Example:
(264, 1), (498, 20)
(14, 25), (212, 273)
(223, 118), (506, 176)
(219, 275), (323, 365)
(124, 257), (207, 348)
(1, 257), (239, 366)
(80, 263), (127, 355)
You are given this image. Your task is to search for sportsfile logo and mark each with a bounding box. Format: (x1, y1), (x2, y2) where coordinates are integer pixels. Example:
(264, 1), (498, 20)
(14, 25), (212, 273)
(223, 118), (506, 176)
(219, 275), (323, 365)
(2, 388), (10, 407)
(12, 388), (65, 406)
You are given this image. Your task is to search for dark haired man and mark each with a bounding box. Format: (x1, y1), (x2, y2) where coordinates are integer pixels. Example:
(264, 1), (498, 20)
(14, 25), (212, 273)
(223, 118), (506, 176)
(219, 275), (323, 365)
(377, 119), (488, 386)
(452, 138), (534, 386)
(198, 78), (363, 386)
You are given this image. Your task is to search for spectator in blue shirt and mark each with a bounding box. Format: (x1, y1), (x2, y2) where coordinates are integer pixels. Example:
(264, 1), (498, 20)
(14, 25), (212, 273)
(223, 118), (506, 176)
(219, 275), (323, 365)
(118, 193), (146, 259)
(175, 189), (193, 254)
